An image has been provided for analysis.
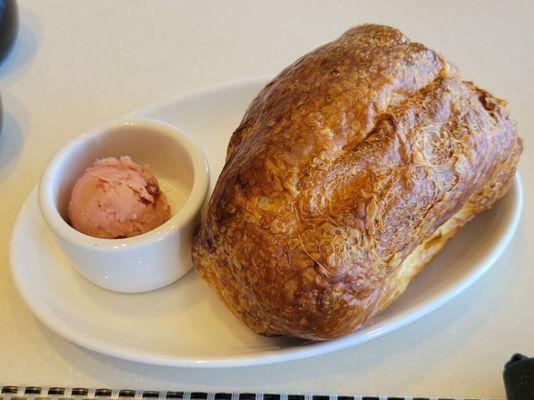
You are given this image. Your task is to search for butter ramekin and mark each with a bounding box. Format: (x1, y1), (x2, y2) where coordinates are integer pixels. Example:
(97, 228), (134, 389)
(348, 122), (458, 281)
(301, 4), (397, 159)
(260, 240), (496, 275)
(38, 119), (209, 293)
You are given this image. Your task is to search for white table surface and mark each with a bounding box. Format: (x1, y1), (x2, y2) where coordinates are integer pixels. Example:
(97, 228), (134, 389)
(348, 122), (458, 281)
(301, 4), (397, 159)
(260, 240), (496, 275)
(1, 0), (532, 398)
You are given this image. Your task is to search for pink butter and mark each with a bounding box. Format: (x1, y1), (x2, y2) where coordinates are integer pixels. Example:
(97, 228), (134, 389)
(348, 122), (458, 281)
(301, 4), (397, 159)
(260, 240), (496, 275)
(68, 156), (171, 239)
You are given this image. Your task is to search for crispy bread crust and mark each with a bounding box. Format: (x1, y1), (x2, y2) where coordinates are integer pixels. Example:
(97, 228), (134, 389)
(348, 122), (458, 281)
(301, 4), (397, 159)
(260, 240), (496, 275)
(192, 24), (522, 340)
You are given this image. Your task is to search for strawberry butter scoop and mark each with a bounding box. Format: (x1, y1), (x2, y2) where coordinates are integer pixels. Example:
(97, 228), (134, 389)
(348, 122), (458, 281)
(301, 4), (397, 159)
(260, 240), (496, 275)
(68, 156), (171, 239)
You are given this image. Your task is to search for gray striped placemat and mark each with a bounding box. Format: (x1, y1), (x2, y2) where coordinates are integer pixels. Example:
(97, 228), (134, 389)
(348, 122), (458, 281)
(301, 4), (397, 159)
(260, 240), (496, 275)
(0, 386), (494, 400)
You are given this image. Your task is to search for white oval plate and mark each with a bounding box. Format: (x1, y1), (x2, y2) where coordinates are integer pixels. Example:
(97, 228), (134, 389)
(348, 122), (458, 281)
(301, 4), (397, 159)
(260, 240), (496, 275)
(10, 78), (522, 368)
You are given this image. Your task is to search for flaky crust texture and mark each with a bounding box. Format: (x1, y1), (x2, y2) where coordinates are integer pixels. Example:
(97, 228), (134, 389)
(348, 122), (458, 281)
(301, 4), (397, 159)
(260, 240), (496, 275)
(192, 24), (522, 340)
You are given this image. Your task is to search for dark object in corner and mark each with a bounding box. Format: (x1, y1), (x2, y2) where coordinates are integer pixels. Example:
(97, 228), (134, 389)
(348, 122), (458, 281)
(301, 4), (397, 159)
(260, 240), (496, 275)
(504, 353), (534, 400)
(0, 0), (18, 64)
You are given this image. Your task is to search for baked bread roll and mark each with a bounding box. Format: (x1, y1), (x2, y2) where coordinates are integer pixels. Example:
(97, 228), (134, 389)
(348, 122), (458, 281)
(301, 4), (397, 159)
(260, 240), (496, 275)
(192, 24), (522, 340)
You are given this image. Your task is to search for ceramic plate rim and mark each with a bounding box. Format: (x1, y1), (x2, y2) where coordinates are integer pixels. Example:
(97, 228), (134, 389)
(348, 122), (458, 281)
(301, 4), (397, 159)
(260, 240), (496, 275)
(9, 77), (524, 368)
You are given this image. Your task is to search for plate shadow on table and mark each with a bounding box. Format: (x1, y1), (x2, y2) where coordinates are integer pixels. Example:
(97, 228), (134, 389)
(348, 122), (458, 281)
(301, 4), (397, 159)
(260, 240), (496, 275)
(0, 5), (41, 183)
(0, 7), (42, 87)
(37, 237), (522, 392)
(0, 93), (28, 182)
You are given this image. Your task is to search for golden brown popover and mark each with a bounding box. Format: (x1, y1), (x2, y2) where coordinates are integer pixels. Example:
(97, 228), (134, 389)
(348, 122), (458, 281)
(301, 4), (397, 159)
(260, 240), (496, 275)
(192, 24), (522, 340)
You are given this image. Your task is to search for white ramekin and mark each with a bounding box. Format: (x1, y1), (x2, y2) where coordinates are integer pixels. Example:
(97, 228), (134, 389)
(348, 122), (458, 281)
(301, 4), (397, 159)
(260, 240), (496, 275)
(38, 118), (209, 293)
